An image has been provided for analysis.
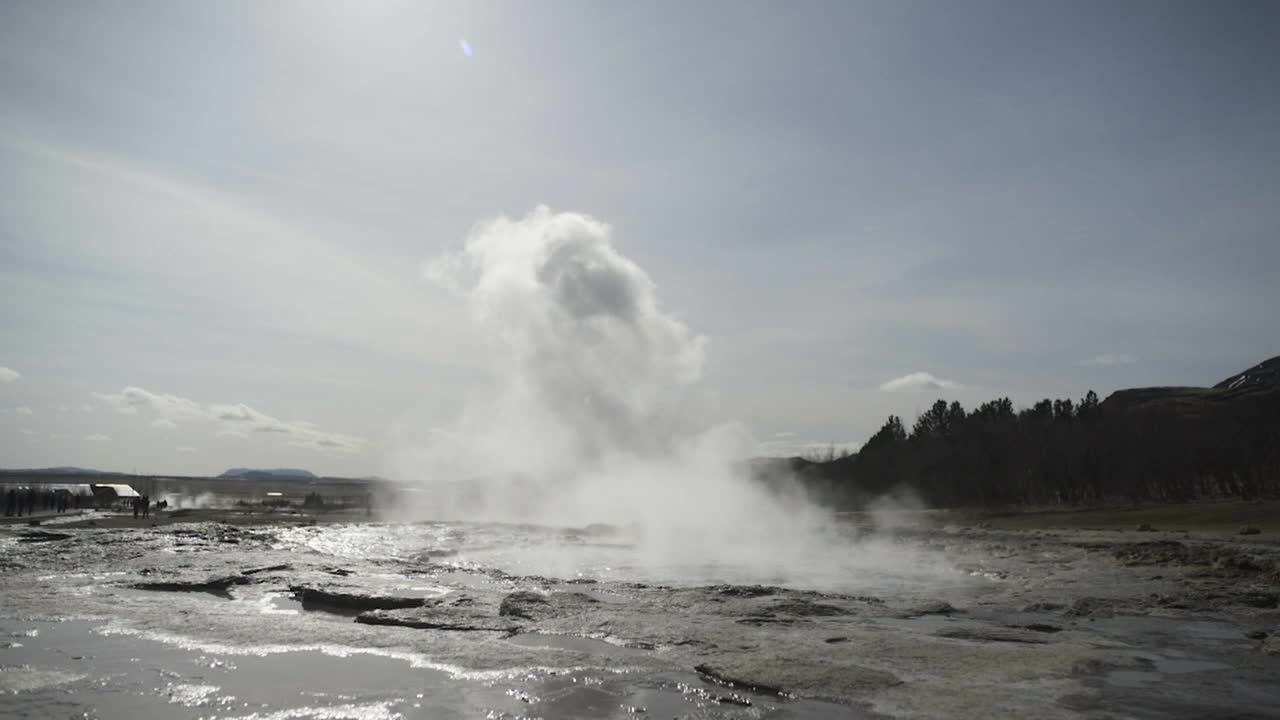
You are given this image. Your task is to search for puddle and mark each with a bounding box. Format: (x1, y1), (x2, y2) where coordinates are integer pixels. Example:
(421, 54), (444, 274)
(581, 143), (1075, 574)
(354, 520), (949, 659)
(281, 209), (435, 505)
(508, 632), (650, 657)
(0, 619), (867, 719)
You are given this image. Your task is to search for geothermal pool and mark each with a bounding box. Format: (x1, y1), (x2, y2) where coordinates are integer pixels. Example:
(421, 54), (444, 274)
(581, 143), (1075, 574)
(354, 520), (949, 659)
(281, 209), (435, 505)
(2, 517), (1278, 718)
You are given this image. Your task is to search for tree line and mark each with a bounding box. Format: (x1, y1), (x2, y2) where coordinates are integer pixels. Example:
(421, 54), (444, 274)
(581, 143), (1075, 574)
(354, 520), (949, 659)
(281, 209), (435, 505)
(777, 387), (1280, 508)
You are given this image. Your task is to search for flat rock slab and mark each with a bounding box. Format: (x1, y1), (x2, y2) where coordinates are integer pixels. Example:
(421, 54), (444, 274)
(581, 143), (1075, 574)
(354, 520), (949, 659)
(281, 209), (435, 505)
(17, 530), (74, 543)
(695, 657), (901, 701)
(132, 574), (250, 595)
(935, 627), (1050, 644)
(498, 590), (601, 620)
(242, 564), (291, 576)
(357, 605), (519, 633)
(289, 586), (427, 611)
(903, 600), (960, 617)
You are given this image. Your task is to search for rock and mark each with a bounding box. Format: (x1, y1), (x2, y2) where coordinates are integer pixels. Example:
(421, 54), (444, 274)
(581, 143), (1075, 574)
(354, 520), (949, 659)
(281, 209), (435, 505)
(1212, 549), (1269, 575)
(1113, 541), (1205, 566)
(695, 663), (786, 696)
(695, 658), (900, 701)
(17, 530), (73, 543)
(936, 627), (1049, 644)
(905, 600), (959, 617)
(712, 585), (779, 598)
(1264, 634), (1280, 656)
(1245, 630), (1268, 640)
(770, 599), (847, 617)
(824, 636), (850, 644)
(498, 591), (599, 621)
(241, 564), (291, 576)
(1022, 601), (1065, 612)
(289, 586), (426, 611)
(132, 574), (250, 595)
(1137, 524), (1156, 532)
(1065, 597), (1135, 619)
(736, 615), (801, 626)
(1013, 623), (1063, 633)
(357, 603), (518, 633)
(1232, 592), (1279, 609)
(1240, 527), (1262, 535)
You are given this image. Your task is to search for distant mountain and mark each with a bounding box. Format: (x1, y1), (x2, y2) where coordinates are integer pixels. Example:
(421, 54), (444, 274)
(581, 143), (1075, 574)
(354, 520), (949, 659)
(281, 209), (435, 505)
(1103, 355), (1280, 412)
(23, 466), (106, 475)
(219, 468), (317, 480)
(1214, 355), (1280, 391)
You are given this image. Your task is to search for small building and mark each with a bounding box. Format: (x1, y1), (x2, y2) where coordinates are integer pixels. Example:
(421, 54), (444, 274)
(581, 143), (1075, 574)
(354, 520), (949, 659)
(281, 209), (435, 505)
(92, 483), (141, 509)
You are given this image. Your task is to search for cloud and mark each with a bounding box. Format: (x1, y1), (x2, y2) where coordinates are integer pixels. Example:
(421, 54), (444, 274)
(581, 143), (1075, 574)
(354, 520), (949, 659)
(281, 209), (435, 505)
(176, 446), (197, 453)
(94, 386), (364, 453)
(86, 433), (110, 441)
(80, 403), (94, 413)
(879, 372), (962, 392)
(1078, 353), (1137, 367)
(0, 366), (19, 383)
(14, 406), (33, 415)
(96, 386), (204, 420)
(19, 428), (35, 436)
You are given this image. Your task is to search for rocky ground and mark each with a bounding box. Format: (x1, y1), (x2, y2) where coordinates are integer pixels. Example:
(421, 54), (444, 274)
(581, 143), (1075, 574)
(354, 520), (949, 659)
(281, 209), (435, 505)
(2, 513), (1279, 718)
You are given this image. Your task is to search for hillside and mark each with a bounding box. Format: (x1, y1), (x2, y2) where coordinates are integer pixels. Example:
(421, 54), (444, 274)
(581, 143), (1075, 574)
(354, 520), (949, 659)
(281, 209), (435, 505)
(1103, 354), (1280, 413)
(775, 355), (1280, 508)
(218, 468), (318, 481)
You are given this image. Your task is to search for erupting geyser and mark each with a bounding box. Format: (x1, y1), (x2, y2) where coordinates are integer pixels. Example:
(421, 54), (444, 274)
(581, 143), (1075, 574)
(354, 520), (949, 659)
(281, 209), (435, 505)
(383, 206), (946, 585)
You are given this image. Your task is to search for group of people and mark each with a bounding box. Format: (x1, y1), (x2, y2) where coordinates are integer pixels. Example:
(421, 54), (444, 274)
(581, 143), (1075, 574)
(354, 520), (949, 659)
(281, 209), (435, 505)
(131, 494), (152, 519)
(3, 487), (80, 517)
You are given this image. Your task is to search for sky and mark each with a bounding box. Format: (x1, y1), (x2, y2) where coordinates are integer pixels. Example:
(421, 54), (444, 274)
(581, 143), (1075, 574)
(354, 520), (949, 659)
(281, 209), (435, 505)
(2, 0), (1278, 477)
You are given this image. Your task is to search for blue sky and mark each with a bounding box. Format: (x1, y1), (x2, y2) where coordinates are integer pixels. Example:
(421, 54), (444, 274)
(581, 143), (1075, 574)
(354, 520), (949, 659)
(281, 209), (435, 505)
(2, 1), (1277, 475)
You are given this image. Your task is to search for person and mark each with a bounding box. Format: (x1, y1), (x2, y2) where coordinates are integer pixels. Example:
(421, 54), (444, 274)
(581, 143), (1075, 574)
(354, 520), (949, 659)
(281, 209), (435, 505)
(132, 496), (140, 519)
(25, 488), (35, 515)
(141, 495), (150, 519)
(4, 487), (14, 517)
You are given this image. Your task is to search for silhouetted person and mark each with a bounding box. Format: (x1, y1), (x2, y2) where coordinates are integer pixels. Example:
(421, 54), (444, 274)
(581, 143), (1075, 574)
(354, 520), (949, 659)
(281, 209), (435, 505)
(26, 489), (35, 515)
(141, 495), (150, 519)
(4, 488), (14, 517)
(132, 496), (140, 519)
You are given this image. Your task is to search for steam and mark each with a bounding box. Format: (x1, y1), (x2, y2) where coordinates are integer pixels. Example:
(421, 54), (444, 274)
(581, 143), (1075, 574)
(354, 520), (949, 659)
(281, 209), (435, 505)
(396, 207), (944, 585)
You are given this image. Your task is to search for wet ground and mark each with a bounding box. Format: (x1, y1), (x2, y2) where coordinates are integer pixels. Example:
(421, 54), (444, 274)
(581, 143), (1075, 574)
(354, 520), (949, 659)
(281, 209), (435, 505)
(1, 513), (1278, 718)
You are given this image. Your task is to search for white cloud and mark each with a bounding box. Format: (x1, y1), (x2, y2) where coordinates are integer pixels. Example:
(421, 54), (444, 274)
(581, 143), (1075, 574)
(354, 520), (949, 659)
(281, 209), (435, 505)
(14, 406), (33, 415)
(96, 386), (204, 421)
(878, 372), (962, 392)
(0, 366), (19, 383)
(86, 433), (110, 441)
(176, 446), (197, 453)
(1078, 353), (1137, 367)
(94, 386), (364, 453)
